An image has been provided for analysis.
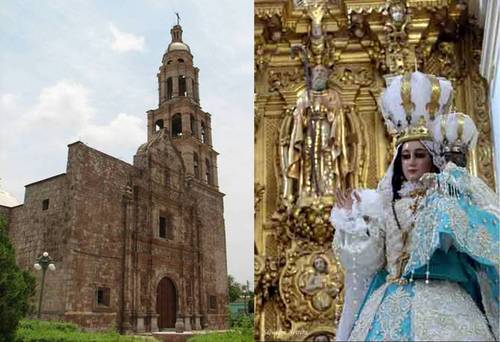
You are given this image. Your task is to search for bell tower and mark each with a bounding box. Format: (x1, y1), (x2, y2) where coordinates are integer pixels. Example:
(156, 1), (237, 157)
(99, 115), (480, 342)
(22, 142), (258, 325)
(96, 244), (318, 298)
(158, 24), (200, 105)
(146, 23), (219, 188)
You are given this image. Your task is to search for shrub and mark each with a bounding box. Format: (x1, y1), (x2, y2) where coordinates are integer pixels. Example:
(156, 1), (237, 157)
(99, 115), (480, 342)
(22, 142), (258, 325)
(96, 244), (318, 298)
(0, 216), (36, 342)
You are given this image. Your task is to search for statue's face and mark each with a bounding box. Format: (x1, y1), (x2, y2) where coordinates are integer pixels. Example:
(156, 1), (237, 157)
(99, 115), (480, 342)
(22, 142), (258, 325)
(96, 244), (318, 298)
(313, 257), (327, 273)
(311, 66), (328, 91)
(390, 4), (405, 23)
(401, 141), (433, 182)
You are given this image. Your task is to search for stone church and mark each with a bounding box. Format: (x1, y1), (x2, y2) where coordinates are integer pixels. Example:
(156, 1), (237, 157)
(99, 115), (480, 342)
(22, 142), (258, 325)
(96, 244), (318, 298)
(0, 24), (228, 333)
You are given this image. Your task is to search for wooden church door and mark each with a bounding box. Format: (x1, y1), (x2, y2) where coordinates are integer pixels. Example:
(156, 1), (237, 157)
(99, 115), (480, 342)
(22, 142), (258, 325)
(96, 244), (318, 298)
(156, 277), (177, 329)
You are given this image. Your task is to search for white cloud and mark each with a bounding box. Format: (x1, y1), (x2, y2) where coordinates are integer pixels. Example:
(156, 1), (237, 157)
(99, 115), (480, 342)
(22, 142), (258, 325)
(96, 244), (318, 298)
(27, 80), (94, 131)
(0, 93), (17, 108)
(79, 113), (145, 158)
(0, 80), (145, 200)
(109, 23), (145, 53)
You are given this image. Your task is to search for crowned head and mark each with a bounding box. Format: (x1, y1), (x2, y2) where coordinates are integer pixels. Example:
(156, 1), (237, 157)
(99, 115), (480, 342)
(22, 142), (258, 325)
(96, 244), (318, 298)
(431, 112), (478, 167)
(380, 71), (454, 146)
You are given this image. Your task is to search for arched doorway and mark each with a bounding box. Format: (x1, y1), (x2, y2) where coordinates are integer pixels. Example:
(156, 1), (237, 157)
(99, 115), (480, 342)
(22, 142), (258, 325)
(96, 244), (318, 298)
(156, 277), (177, 329)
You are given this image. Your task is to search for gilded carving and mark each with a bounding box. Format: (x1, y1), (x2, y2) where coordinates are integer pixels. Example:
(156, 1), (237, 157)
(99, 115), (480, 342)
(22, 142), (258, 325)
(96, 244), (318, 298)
(255, 182), (266, 214)
(331, 66), (374, 87)
(280, 246), (342, 321)
(269, 68), (304, 93)
(254, 1), (496, 341)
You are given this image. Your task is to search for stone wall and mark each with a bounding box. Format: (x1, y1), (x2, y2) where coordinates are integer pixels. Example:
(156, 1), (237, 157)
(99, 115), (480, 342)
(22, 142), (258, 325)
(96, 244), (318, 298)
(192, 184), (228, 329)
(6, 138), (228, 332)
(63, 142), (135, 329)
(8, 173), (69, 319)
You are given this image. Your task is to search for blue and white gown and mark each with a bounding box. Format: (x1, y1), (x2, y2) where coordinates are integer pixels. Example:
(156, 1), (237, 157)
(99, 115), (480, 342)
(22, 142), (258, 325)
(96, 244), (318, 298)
(331, 163), (499, 341)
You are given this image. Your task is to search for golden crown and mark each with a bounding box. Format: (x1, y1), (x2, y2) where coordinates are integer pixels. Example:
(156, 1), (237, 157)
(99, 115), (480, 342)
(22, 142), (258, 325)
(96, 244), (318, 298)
(381, 72), (454, 146)
(396, 116), (432, 145)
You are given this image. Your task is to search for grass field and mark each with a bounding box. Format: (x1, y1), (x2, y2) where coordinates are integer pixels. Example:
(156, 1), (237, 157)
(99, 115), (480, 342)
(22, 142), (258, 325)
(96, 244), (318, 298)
(15, 320), (156, 342)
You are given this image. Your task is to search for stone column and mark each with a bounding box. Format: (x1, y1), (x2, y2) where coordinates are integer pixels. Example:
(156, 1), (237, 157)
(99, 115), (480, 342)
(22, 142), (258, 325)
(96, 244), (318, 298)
(175, 317), (185, 333)
(184, 316), (192, 331)
(212, 156), (219, 187)
(173, 74), (179, 97)
(194, 315), (202, 330)
(182, 113), (191, 135)
(150, 313), (159, 332)
(159, 74), (165, 103)
(136, 314), (145, 333)
(187, 76), (194, 98)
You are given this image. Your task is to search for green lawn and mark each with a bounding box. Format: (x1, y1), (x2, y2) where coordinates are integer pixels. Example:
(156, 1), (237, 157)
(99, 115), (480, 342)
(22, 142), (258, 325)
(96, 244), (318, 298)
(186, 330), (253, 342)
(186, 314), (253, 342)
(15, 320), (155, 342)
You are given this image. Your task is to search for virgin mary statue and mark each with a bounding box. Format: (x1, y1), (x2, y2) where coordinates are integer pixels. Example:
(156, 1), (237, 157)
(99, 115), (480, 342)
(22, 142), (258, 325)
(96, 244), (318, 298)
(330, 71), (498, 341)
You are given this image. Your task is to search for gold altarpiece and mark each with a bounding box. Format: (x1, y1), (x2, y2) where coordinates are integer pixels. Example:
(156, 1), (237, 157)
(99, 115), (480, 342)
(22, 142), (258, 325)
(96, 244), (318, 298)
(254, 0), (496, 341)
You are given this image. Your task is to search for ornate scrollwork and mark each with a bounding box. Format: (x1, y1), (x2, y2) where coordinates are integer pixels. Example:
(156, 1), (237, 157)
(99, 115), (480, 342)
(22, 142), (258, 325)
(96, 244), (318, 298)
(287, 204), (334, 244)
(269, 68), (304, 93)
(331, 66), (374, 87)
(255, 5), (285, 21)
(255, 183), (266, 214)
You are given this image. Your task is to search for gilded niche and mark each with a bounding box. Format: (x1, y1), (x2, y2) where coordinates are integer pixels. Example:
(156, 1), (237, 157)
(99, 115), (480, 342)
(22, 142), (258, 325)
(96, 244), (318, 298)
(254, 1), (495, 341)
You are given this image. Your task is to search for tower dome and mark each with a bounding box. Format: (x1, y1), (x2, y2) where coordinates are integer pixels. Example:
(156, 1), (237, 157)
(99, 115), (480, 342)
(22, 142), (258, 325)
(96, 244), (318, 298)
(166, 25), (191, 53)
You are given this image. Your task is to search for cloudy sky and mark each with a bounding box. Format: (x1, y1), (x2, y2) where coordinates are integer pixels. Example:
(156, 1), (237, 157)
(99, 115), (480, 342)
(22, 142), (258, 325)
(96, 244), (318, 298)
(0, 0), (253, 286)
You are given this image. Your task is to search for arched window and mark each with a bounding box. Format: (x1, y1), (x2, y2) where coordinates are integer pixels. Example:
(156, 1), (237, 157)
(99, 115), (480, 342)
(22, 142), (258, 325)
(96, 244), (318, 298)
(179, 75), (186, 96)
(178, 58), (184, 63)
(193, 153), (200, 179)
(190, 114), (196, 137)
(155, 119), (164, 132)
(205, 158), (211, 185)
(167, 77), (173, 99)
(171, 114), (182, 137)
(201, 122), (206, 144)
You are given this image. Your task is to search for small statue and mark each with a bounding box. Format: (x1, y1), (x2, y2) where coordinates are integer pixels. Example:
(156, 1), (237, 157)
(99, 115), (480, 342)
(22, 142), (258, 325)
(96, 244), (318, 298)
(282, 62), (347, 207)
(279, 3), (350, 207)
(299, 256), (340, 312)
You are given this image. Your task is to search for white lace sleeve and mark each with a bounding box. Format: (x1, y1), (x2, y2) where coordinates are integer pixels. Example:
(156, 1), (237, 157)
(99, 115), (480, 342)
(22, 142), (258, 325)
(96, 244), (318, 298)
(330, 189), (386, 341)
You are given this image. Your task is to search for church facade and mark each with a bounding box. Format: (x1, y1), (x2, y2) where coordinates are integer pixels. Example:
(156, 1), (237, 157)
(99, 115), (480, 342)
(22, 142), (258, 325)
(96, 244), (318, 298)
(0, 24), (228, 332)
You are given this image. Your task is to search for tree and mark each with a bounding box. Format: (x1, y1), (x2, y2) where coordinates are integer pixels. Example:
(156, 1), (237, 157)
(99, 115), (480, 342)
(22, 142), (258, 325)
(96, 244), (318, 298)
(228, 275), (242, 303)
(0, 216), (35, 342)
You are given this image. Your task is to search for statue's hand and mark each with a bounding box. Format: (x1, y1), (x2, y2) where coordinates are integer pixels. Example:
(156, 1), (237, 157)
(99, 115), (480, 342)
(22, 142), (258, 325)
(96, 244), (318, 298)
(335, 189), (360, 211)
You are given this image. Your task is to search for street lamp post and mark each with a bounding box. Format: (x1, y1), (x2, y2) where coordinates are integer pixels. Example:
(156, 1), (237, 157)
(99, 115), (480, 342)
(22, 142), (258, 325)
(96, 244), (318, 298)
(34, 252), (56, 319)
(243, 284), (248, 315)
